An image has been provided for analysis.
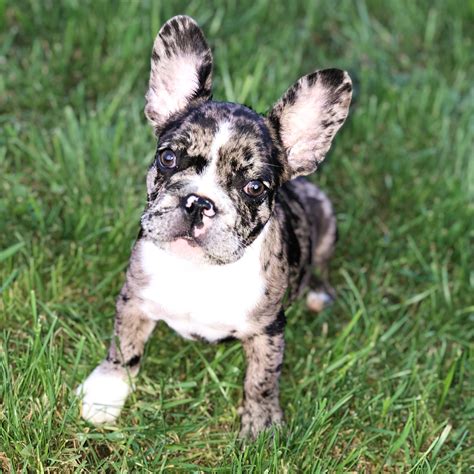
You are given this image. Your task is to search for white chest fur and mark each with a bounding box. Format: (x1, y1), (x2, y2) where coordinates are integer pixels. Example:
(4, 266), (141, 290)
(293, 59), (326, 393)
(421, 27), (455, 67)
(138, 234), (266, 342)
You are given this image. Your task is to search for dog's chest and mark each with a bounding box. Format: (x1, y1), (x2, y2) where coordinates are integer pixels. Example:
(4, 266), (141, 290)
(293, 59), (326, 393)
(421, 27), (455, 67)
(138, 239), (265, 341)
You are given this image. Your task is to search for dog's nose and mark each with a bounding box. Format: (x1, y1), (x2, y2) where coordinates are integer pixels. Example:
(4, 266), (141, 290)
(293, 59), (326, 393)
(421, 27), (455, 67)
(183, 194), (216, 218)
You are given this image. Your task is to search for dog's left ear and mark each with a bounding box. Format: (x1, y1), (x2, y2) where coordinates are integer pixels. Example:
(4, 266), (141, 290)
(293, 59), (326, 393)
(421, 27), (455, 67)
(145, 15), (213, 134)
(268, 69), (352, 179)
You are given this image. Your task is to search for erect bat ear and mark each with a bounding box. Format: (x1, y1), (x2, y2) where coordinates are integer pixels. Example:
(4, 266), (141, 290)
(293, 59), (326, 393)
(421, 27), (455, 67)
(268, 69), (352, 179)
(144, 15), (213, 134)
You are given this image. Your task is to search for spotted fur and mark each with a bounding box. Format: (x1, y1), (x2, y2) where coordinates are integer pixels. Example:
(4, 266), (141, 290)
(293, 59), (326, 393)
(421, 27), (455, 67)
(77, 15), (352, 438)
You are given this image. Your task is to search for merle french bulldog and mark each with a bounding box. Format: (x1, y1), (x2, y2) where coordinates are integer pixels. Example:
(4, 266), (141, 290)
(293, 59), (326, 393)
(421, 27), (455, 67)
(76, 15), (352, 439)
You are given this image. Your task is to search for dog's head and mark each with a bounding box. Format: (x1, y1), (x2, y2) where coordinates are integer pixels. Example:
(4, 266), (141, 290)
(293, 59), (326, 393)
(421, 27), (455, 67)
(140, 16), (352, 264)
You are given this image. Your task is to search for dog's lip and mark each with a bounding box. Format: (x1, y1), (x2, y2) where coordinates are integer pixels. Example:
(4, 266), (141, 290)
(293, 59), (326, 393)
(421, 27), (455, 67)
(174, 234), (200, 247)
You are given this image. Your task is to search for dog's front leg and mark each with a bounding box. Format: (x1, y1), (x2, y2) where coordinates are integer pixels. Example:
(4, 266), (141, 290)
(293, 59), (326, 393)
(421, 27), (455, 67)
(76, 289), (156, 424)
(239, 312), (285, 439)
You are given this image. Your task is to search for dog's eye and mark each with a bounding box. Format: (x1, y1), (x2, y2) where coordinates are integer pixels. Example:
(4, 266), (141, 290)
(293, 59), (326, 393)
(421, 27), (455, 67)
(158, 149), (177, 169)
(243, 180), (266, 197)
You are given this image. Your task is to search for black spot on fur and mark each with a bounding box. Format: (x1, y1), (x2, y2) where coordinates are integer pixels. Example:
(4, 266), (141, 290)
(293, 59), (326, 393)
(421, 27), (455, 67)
(194, 61), (212, 98)
(106, 353), (121, 365)
(120, 293), (130, 303)
(321, 119), (334, 129)
(264, 310), (286, 336)
(339, 82), (352, 94)
(246, 222), (264, 242)
(306, 71), (319, 87)
(277, 201), (301, 268)
(320, 68), (345, 87)
(161, 22), (172, 37)
(217, 335), (237, 344)
(190, 333), (208, 342)
(125, 355), (141, 368)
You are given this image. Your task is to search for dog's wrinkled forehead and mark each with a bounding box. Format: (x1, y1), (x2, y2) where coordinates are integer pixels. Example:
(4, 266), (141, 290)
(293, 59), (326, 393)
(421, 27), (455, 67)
(158, 101), (283, 185)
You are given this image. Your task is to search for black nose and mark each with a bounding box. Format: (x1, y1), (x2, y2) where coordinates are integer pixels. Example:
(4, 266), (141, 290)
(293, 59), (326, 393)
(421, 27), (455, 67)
(183, 194), (216, 219)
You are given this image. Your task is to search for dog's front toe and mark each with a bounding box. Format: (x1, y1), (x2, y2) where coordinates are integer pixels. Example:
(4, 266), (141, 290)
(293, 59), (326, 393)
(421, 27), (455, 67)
(76, 365), (132, 425)
(238, 402), (283, 439)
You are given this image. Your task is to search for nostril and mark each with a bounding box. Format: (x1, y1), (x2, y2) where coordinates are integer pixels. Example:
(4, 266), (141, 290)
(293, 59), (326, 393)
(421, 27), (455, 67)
(198, 198), (212, 211)
(202, 202), (215, 217)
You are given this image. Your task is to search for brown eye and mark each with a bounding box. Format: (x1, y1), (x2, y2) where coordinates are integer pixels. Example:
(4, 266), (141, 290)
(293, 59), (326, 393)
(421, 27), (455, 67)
(158, 149), (177, 169)
(243, 180), (266, 197)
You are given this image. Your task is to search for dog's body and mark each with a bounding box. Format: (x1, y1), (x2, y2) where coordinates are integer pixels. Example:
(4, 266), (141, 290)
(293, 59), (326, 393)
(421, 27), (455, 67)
(77, 15), (352, 438)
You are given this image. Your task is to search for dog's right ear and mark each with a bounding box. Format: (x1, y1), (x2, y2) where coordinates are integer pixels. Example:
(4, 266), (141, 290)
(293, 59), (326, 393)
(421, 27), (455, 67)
(145, 16), (213, 134)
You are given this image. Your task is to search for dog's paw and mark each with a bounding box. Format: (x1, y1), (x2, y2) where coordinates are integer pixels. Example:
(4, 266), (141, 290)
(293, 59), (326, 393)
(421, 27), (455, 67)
(76, 365), (132, 425)
(238, 402), (283, 439)
(306, 290), (333, 313)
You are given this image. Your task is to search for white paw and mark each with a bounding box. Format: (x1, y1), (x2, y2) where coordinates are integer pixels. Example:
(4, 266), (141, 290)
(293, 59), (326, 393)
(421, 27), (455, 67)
(76, 365), (132, 425)
(306, 290), (333, 313)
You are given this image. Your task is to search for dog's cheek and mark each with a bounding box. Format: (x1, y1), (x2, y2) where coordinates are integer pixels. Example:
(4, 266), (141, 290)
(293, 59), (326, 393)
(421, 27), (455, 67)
(145, 172), (191, 216)
(232, 192), (271, 245)
(202, 225), (243, 263)
(146, 166), (159, 196)
(141, 203), (183, 241)
(203, 191), (238, 229)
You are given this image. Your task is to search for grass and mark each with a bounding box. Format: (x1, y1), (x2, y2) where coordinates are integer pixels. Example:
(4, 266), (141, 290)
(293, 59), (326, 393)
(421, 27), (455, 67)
(0, 0), (473, 471)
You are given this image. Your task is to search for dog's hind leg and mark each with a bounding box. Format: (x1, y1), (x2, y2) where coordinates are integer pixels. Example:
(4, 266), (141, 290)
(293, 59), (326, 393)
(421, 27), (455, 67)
(306, 190), (337, 313)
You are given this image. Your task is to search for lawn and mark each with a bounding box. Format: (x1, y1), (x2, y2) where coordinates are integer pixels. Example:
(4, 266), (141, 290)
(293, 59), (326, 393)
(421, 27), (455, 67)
(0, 0), (472, 471)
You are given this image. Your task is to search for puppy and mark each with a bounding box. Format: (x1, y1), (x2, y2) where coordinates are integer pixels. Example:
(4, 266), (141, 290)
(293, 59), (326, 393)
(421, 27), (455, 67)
(77, 15), (352, 439)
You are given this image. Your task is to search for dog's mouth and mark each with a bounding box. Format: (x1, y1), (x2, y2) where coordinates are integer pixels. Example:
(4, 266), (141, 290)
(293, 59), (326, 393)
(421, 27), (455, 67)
(175, 234), (200, 247)
(168, 234), (205, 259)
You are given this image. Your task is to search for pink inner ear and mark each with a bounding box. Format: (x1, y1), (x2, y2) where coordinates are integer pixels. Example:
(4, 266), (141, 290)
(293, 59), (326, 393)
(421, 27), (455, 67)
(146, 55), (201, 128)
(145, 16), (213, 131)
(280, 82), (328, 151)
(272, 70), (352, 178)
(279, 80), (335, 176)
